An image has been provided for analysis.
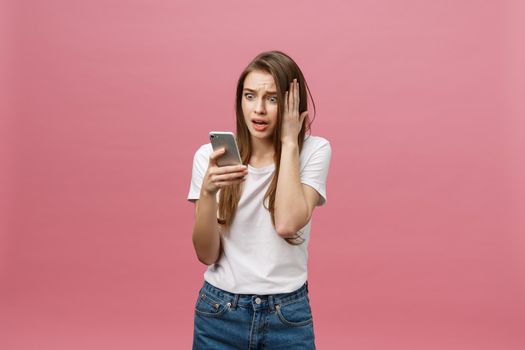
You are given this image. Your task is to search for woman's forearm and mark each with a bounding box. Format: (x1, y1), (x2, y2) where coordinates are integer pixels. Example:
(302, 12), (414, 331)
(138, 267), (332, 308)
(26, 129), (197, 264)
(274, 141), (310, 237)
(192, 190), (221, 265)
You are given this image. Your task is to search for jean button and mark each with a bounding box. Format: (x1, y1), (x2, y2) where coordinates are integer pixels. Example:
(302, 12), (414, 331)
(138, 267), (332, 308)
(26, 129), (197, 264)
(255, 297), (261, 304)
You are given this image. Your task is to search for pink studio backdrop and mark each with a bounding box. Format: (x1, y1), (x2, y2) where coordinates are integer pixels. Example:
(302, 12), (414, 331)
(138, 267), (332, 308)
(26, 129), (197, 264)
(1, 1), (524, 349)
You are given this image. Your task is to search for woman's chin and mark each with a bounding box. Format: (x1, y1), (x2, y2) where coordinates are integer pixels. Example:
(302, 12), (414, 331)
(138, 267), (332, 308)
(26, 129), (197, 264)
(249, 127), (273, 138)
(251, 132), (273, 140)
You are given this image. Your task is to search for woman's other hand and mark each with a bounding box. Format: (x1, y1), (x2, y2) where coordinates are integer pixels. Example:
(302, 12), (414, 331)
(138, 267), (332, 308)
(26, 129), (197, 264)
(281, 78), (308, 145)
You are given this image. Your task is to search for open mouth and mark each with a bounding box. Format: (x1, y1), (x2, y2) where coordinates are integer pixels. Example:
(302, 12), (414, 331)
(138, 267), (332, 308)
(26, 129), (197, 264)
(252, 120), (269, 131)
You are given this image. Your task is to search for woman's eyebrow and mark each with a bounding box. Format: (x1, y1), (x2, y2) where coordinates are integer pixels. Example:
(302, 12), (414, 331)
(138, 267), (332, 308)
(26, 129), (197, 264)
(243, 88), (277, 94)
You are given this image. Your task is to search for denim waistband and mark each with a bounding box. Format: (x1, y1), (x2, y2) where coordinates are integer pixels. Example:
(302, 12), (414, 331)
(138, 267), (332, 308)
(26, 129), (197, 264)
(200, 280), (309, 311)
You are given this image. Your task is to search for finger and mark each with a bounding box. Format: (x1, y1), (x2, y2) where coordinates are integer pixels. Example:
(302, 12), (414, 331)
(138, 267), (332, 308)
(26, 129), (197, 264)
(285, 89), (290, 115)
(210, 171), (248, 182)
(284, 91), (289, 114)
(211, 164), (247, 175)
(300, 111), (308, 124)
(288, 81), (294, 113)
(288, 88), (292, 114)
(215, 178), (246, 188)
(293, 79), (299, 113)
(212, 171), (247, 182)
(209, 148), (225, 165)
(210, 148), (225, 160)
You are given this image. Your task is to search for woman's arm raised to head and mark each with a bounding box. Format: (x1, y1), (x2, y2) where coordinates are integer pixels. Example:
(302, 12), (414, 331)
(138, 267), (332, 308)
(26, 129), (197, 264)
(274, 141), (315, 237)
(274, 138), (331, 237)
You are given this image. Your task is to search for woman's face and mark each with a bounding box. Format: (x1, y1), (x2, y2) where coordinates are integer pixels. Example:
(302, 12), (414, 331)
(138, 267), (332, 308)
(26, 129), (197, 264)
(241, 70), (279, 140)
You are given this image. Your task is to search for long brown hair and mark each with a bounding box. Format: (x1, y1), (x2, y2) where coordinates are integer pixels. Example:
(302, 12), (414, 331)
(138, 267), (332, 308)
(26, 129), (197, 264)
(218, 50), (316, 245)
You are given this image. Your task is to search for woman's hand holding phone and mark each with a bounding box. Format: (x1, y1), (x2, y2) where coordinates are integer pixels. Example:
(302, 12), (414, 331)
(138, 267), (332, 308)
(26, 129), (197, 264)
(201, 148), (248, 196)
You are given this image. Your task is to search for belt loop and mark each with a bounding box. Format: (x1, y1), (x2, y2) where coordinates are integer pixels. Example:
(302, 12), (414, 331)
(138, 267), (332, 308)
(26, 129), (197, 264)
(268, 295), (276, 312)
(230, 293), (240, 310)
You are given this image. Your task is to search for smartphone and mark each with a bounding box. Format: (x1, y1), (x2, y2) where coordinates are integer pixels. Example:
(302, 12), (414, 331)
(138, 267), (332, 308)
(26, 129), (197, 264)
(209, 131), (243, 167)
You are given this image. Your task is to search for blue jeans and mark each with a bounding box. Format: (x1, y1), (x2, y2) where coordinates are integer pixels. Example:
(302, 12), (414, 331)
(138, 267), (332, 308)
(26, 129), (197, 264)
(192, 280), (316, 349)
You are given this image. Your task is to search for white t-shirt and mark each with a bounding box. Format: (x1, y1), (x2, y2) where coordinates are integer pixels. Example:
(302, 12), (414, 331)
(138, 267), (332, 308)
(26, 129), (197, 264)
(187, 135), (331, 294)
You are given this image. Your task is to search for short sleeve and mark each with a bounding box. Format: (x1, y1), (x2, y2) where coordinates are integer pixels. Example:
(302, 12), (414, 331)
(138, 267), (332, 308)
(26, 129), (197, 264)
(187, 144), (211, 202)
(300, 139), (332, 206)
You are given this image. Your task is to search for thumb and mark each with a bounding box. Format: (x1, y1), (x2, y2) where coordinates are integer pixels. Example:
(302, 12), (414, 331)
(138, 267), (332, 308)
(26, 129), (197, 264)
(300, 111), (308, 123)
(209, 148), (225, 165)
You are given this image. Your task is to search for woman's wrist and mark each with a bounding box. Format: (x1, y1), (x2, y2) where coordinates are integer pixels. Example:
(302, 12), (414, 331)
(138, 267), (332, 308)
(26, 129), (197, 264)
(281, 139), (299, 148)
(200, 188), (218, 199)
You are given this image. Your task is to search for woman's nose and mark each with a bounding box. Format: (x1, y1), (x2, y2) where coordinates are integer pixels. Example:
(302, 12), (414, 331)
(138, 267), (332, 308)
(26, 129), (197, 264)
(254, 99), (266, 114)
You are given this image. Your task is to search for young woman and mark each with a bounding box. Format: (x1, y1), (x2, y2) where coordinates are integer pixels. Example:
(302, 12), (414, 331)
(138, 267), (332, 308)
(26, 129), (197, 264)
(187, 50), (331, 349)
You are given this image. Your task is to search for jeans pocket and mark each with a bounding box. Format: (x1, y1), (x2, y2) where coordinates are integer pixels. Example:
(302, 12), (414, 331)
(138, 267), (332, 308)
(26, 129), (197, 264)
(275, 296), (313, 327)
(194, 289), (231, 318)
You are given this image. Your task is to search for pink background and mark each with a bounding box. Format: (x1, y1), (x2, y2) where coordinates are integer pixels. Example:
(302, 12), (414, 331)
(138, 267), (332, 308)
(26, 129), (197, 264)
(1, 0), (524, 349)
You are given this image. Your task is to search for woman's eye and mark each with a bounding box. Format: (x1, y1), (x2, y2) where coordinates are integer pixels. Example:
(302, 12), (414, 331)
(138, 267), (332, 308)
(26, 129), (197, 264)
(244, 93), (277, 103)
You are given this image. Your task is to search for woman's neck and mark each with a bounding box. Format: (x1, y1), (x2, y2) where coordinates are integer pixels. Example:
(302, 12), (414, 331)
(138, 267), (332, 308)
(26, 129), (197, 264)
(250, 137), (275, 161)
